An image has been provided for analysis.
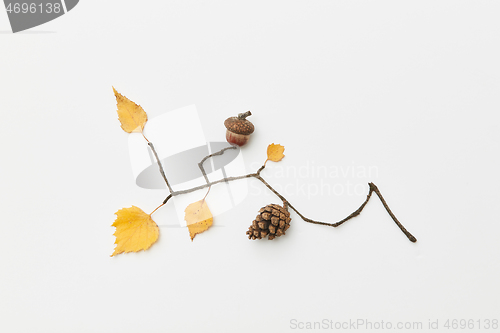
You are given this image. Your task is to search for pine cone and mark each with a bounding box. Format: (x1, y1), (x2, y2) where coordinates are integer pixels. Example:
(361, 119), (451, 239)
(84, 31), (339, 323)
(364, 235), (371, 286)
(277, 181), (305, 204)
(246, 202), (291, 240)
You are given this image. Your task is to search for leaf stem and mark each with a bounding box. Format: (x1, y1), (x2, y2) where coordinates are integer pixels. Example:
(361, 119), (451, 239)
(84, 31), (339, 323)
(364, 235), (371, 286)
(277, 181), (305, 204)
(203, 186), (211, 201)
(150, 202), (165, 216)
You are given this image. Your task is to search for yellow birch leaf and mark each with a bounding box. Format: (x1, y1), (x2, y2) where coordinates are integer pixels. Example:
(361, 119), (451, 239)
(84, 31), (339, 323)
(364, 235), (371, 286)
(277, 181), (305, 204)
(184, 199), (213, 241)
(113, 87), (148, 133)
(111, 206), (159, 257)
(267, 143), (285, 162)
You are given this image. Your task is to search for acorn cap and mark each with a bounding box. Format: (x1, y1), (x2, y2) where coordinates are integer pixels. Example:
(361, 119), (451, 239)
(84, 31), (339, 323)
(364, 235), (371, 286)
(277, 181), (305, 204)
(224, 111), (255, 135)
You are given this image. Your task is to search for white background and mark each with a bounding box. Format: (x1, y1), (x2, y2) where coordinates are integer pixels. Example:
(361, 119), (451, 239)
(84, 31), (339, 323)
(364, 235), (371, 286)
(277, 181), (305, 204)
(1, 1), (499, 332)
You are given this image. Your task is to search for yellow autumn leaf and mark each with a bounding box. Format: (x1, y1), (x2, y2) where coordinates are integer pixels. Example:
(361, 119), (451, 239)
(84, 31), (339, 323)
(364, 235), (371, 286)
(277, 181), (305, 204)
(113, 87), (148, 133)
(184, 199), (213, 241)
(266, 143), (285, 162)
(111, 206), (159, 257)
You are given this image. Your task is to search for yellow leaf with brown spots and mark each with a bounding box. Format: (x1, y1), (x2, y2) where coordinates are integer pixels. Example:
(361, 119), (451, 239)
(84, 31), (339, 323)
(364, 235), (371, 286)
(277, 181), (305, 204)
(184, 199), (213, 241)
(113, 87), (148, 133)
(111, 206), (159, 256)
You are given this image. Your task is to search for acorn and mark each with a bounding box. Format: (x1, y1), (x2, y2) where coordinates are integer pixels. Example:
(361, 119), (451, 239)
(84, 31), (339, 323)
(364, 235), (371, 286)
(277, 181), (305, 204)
(224, 111), (254, 147)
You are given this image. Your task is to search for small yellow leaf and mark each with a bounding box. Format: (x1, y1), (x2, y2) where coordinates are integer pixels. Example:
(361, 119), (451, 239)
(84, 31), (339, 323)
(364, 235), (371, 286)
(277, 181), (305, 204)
(111, 206), (159, 257)
(267, 143), (285, 162)
(113, 87), (148, 133)
(184, 199), (213, 241)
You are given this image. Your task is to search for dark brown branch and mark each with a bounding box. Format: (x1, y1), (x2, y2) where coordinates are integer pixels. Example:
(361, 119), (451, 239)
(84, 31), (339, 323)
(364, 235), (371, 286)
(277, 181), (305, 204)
(162, 193), (173, 205)
(148, 142), (173, 193)
(198, 146), (237, 184)
(327, 185), (373, 227)
(256, 165), (266, 175)
(252, 174), (337, 226)
(171, 173), (258, 196)
(370, 183), (417, 242)
(161, 164), (416, 242)
(253, 176), (416, 242)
